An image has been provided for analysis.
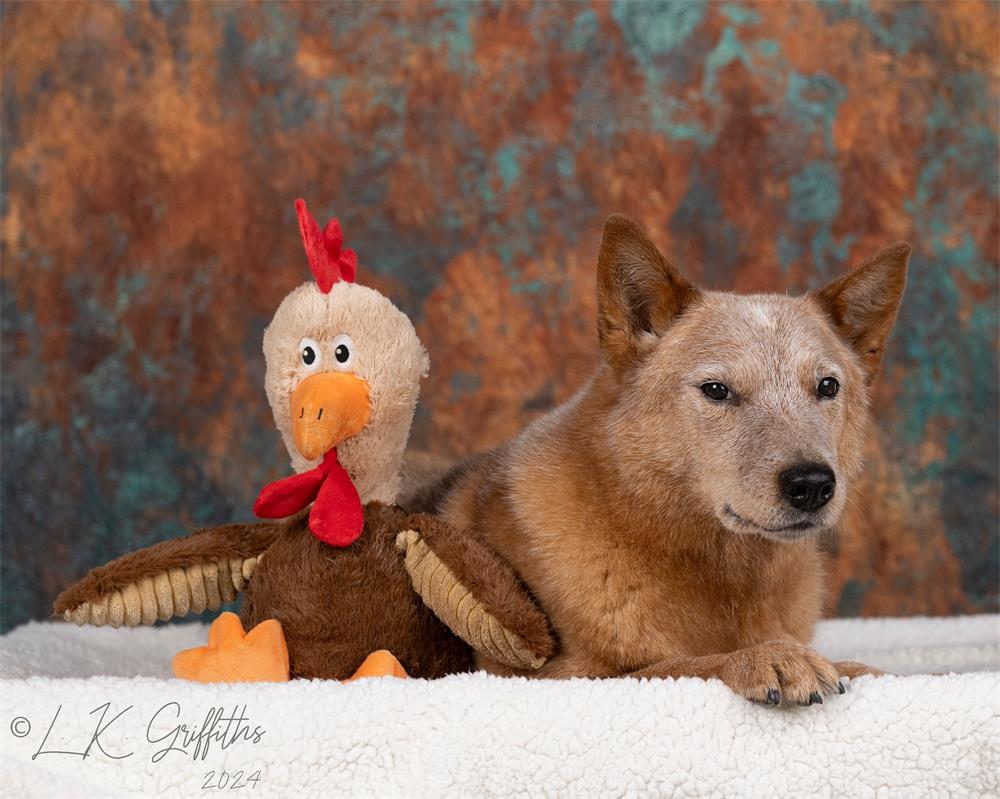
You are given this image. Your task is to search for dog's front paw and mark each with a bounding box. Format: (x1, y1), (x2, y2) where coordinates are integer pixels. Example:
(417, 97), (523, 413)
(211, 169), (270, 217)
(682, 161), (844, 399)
(720, 640), (842, 707)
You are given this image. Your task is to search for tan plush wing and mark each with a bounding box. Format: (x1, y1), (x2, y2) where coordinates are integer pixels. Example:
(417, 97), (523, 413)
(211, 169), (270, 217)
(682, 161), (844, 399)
(53, 521), (283, 628)
(395, 515), (555, 671)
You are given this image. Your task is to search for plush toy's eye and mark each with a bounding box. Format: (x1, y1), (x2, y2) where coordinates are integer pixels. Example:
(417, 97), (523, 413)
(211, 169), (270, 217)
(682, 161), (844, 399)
(817, 376), (840, 398)
(331, 334), (355, 368)
(700, 382), (730, 401)
(299, 337), (321, 371)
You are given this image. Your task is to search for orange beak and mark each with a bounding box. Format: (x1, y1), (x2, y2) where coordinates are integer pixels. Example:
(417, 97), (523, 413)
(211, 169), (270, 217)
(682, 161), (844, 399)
(290, 372), (371, 461)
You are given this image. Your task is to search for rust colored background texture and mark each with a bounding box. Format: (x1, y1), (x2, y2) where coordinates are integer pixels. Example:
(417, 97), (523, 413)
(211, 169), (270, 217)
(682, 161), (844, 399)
(2, 1), (997, 631)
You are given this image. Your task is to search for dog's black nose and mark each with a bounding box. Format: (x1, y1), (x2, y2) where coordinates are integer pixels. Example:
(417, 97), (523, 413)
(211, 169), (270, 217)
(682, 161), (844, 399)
(779, 464), (836, 512)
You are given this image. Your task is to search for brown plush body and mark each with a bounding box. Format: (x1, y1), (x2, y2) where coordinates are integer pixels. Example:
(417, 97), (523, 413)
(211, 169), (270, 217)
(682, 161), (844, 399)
(54, 502), (554, 680)
(242, 504), (471, 679)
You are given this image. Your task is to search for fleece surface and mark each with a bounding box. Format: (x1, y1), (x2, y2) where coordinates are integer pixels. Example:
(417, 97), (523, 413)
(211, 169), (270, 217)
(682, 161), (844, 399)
(1, 616), (998, 798)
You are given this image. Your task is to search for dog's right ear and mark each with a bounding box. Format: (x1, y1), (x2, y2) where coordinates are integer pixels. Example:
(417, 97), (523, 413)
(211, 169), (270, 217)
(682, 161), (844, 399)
(813, 242), (910, 385)
(597, 214), (699, 372)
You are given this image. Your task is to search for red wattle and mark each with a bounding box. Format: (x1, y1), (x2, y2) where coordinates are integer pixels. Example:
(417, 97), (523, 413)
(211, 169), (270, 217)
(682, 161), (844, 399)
(309, 458), (364, 547)
(253, 468), (325, 519)
(252, 449), (364, 547)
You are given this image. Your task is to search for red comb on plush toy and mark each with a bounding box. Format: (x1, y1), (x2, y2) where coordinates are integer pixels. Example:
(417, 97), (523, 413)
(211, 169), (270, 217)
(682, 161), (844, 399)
(294, 198), (357, 290)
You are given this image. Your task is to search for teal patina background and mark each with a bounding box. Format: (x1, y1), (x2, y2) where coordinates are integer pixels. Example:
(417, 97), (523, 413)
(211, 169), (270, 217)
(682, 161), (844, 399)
(2, 1), (997, 630)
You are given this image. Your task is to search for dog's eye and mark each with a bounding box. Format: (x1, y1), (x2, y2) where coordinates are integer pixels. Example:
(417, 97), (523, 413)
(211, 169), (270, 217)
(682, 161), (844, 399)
(817, 377), (840, 398)
(700, 382), (730, 401)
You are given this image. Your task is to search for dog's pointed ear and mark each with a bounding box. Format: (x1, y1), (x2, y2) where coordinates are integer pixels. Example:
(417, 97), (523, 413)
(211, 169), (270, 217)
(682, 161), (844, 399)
(597, 214), (700, 372)
(813, 242), (910, 384)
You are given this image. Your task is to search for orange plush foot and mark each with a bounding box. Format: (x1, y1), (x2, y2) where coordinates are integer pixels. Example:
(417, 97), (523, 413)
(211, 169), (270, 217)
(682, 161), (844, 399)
(343, 650), (409, 682)
(173, 612), (290, 683)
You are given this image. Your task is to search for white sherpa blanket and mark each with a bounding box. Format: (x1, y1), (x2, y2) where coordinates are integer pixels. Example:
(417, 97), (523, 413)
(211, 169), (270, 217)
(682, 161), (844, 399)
(1, 616), (997, 798)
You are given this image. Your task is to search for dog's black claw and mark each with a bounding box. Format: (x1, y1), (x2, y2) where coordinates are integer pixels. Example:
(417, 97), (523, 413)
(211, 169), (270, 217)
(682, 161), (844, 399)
(837, 681), (846, 694)
(766, 688), (781, 705)
(809, 691), (823, 705)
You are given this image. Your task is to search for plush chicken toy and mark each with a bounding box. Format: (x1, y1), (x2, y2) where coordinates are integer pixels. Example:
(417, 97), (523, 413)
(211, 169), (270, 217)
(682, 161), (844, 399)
(54, 200), (553, 683)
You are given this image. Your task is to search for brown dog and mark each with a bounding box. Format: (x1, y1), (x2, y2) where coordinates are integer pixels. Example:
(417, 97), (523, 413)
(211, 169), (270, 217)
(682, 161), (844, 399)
(409, 214), (909, 706)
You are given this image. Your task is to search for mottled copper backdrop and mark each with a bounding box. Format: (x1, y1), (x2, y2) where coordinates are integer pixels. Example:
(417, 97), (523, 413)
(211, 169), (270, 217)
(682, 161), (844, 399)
(2, 1), (997, 631)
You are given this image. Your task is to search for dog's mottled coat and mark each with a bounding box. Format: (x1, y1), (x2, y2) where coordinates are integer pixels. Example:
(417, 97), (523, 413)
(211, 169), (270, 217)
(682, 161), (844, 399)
(409, 215), (909, 705)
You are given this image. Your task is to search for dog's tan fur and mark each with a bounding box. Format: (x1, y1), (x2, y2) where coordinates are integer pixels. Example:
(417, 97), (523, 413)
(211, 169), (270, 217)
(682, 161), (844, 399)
(412, 215), (909, 705)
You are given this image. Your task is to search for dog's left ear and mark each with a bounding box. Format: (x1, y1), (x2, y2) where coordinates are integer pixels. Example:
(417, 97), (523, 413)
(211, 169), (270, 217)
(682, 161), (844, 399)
(813, 242), (910, 384)
(597, 214), (700, 372)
